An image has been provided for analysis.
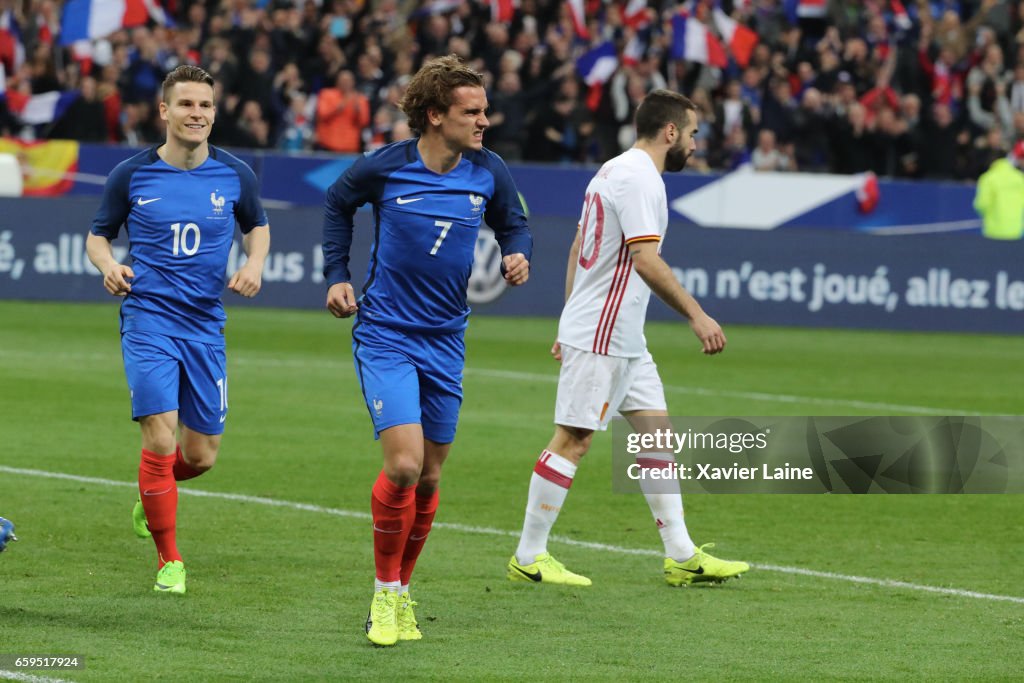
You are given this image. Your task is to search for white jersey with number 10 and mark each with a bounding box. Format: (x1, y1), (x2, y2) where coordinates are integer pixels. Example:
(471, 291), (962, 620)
(557, 148), (667, 358)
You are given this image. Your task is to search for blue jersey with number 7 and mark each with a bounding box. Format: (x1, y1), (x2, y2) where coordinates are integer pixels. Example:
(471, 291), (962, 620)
(90, 146), (267, 344)
(322, 139), (532, 334)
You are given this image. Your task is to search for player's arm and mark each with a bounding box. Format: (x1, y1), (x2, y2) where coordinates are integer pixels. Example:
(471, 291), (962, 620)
(86, 232), (134, 297)
(550, 229), (583, 362)
(87, 163), (134, 297)
(228, 224), (269, 298)
(323, 157), (374, 317)
(629, 240), (726, 355)
(483, 153), (532, 286)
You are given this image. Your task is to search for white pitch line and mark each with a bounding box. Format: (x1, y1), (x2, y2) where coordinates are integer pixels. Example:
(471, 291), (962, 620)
(0, 348), (996, 416)
(0, 671), (75, 683)
(3, 466), (1023, 605)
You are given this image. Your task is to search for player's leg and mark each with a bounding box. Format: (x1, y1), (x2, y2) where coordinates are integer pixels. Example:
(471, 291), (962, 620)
(353, 322), (424, 645)
(508, 423), (593, 586)
(394, 328), (460, 640)
(620, 354), (748, 585)
(123, 332), (188, 592)
(175, 338), (228, 480)
(509, 345), (629, 586)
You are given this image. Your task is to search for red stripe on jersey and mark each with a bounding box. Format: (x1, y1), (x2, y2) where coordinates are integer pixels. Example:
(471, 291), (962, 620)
(636, 457), (675, 469)
(624, 235), (661, 245)
(534, 452), (573, 489)
(593, 237), (629, 354)
(599, 264), (633, 354)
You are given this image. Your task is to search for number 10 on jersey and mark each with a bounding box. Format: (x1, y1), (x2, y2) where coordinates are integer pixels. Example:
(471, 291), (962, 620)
(170, 222), (201, 256)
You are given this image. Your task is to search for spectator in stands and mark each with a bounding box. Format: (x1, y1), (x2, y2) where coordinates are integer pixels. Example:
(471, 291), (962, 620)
(50, 75), (107, 141)
(486, 70), (527, 161)
(974, 141), (1024, 239)
(315, 69), (370, 153)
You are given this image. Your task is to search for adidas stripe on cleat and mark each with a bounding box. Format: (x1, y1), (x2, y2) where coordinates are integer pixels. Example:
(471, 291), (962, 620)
(664, 543), (749, 586)
(507, 552), (592, 587)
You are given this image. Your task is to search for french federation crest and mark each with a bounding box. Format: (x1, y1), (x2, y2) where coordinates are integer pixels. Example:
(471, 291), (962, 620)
(469, 193), (484, 213)
(210, 191), (226, 214)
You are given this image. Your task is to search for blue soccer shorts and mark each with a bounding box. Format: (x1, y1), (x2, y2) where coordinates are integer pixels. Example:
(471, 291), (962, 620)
(121, 331), (228, 435)
(351, 321), (465, 444)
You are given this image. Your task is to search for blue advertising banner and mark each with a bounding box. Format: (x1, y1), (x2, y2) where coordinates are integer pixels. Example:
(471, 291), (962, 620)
(68, 144), (982, 235)
(0, 197), (1021, 333)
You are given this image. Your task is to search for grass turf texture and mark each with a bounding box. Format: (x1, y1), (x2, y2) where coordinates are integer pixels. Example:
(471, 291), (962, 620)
(1, 300), (1022, 680)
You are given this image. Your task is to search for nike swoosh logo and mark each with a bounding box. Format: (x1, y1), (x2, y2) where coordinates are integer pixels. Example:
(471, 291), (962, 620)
(677, 565), (704, 575)
(409, 534), (427, 541)
(144, 487), (173, 496)
(137, 197), (161, 206)
(395, 197), (423, 205)
(372, 525), (401, 534)
(512, 565), (542, 582)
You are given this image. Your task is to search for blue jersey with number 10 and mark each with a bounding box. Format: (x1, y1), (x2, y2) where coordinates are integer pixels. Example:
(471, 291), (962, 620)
(323, 139), (532, 334)
(90, 146), (267, 344)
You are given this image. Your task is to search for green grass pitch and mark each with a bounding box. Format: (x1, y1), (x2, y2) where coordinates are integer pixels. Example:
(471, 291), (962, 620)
(1, 300), (1022, 680)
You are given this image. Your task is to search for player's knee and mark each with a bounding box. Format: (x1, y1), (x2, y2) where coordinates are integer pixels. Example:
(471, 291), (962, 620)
(385, 457), (422, 488)
(417, 469), (441, 493)
(182, 446), (217, 472)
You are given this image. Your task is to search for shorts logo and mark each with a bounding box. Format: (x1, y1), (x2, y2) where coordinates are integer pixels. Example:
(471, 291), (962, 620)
(373, 398), (383, 416)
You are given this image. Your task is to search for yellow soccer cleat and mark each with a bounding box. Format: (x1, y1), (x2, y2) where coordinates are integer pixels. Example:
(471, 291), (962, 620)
(507, 552), (592, 587)
(153, 560), (187, 595)
(365, 590), (399, 646)
(397, 592), (422, 641)
(664, 543), (749, 586)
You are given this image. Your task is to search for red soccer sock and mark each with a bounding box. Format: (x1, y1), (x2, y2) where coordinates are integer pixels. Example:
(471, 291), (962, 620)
(400, 488), (439, 586)
(139, 449), (181, 567)
(371, 471), (417, 583)
(172, 445), (203, 481)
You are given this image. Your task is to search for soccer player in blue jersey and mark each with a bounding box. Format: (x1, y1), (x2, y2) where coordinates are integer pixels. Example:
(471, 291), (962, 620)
(322, 54), (532, 646)
(86, 65), (270, 596)
(0, 516), (16, 552)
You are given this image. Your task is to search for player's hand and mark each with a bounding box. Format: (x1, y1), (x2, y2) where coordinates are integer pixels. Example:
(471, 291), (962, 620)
(689, 313), (726, 355)
(502, 253), (529, 286)
(228, 261), (263, 298)
(101, 263), (134, 297)
(551, 340), (562, 362)
(326, 282), (358, 318)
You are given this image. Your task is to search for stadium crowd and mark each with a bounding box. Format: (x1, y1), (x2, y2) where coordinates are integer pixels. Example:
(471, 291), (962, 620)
(0, 0), (1021, 180)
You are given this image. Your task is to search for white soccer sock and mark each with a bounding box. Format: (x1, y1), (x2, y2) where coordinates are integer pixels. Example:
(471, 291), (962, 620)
(374, 579), (400, 593)
(515, 450), (577, 565)
(636, 452), (695, 561)
(400, 583), (410, 596)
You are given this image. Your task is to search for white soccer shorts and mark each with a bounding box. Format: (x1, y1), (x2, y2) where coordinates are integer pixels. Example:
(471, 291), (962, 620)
(553, 344), (667, 431)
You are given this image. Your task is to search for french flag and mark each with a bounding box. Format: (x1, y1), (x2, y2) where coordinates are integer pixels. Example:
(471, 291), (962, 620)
(566, 0), (589, 40)
(59, 0), (170, 45)
(0, 9), (25, 74)
(576, 40), (617, 110)
(784, 0), (827, 23)
(576, 40), (618, 86)
(622, 33), (645, 67)
(7, 90), (80, 125)
(622, 0), (650, 29)
(671, 11), (727, 68)
(712, 7), (758, 68)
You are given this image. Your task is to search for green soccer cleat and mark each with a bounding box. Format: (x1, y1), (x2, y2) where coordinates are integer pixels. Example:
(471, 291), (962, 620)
(153, 560), (187, 595)
(664, 543), (750, 586)
(132, 497), (151, 539)
(507, 552), (592, 587)
(397, 592), (422, 641)
(365, 590), (399, 646)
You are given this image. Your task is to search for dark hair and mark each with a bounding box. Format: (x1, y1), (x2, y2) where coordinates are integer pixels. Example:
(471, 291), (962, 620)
(635, 89), (697, 140)
(162, 65), (215, 103)
(399, 54), (484, 135)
